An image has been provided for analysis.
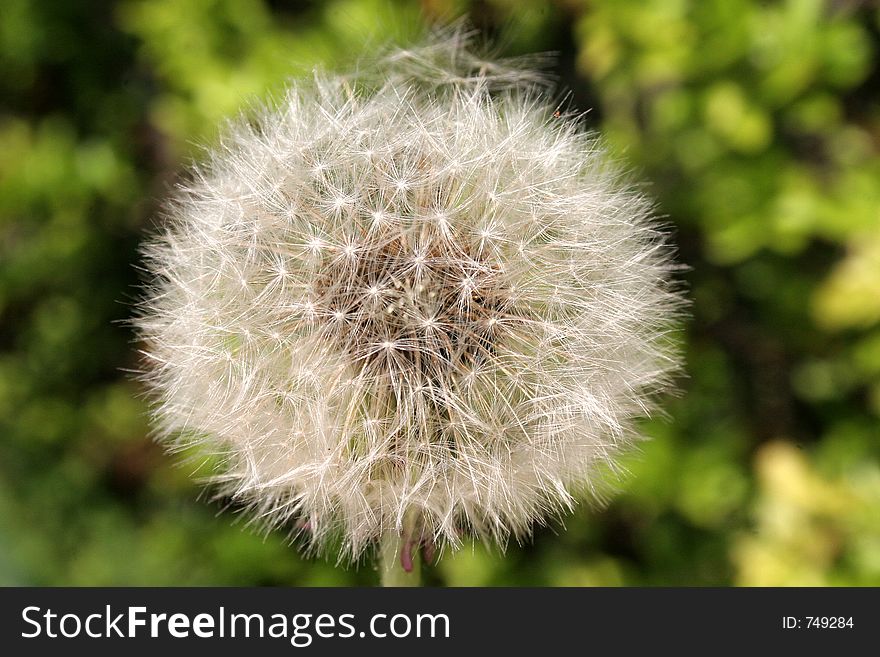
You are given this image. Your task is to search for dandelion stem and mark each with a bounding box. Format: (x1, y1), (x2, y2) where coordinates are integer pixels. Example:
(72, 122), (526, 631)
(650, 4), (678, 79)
(379, 527), (421, 587)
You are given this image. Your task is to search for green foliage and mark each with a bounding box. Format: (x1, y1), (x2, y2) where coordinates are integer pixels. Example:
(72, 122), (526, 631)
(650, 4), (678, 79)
(1, 0), (878, 585)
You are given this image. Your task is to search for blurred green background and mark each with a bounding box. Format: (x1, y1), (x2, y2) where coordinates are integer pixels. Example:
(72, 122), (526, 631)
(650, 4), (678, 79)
(1, 0), (879, 586)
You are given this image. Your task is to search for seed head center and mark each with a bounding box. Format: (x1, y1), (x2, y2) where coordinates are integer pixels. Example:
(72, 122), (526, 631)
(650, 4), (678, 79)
(314, 234), (507, 380)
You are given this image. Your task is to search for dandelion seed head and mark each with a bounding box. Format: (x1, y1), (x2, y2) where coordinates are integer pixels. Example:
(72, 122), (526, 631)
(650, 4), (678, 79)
(135, 30), (683, 559)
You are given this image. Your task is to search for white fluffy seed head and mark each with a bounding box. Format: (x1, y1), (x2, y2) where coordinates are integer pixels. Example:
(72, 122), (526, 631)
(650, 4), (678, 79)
(135, 31), (684, 560)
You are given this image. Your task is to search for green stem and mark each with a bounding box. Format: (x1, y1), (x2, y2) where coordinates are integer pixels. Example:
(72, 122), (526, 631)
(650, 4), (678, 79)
(379, 527), (421, 587)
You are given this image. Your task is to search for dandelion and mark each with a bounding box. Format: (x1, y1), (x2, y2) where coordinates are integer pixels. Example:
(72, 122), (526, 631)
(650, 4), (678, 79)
(135, 29), (683, 584)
